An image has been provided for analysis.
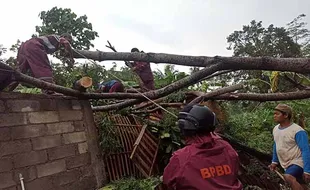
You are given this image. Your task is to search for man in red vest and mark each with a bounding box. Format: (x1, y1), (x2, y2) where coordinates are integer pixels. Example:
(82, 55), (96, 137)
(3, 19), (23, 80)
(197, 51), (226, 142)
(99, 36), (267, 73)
(163, 104), (243, 190)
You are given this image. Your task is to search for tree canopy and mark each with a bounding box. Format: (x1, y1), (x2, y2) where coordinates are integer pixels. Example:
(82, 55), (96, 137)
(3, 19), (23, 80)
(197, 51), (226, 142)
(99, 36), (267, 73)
(35, 6), (99, 50)
(227, 20), (301, 58)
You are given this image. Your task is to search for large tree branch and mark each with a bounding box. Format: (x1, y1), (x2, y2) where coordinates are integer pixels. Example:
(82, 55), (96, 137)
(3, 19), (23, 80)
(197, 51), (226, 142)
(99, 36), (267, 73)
(74, 50), (216, 67)
(132, 71), (235, 110)
(73, 50), (310, 73)
(200, 70), (233, 81)
(133, 84), (244, 111)
(92, 64), (225, 111)
(0, 61), (231, 109)
(95, 86), (310, 111)
(0, 61), (224, 101)
(0, 62), (145, 99)
(186, 90), (310, 101)
(188, 83), (245, 104)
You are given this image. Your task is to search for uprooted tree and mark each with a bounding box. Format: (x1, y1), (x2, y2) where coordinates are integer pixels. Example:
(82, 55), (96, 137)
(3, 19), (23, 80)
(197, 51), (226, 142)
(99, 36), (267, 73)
(1, 9), (310, 189)
(2, 53), (310, 108)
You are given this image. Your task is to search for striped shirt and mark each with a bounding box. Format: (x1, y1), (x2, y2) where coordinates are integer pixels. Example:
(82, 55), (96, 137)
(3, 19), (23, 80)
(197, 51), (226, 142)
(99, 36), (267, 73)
(37, 35), (61, 54)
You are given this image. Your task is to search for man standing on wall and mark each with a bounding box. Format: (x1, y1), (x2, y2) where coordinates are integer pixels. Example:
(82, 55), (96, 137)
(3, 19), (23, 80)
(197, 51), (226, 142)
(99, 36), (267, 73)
(10, 33), (75, 95)
(163, 104), (243, 190)
(269, 103), (310, 190)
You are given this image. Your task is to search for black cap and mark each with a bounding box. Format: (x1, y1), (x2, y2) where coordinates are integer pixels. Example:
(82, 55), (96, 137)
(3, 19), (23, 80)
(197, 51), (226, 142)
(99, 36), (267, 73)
(131, 48), (139, 52)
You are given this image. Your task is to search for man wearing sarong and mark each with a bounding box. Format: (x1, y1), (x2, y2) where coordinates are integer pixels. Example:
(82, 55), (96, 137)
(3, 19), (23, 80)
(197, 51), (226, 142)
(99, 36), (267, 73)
(130, 47), (155, 92)
(130, 47), (162, 121)
(14, 33), (74, 94)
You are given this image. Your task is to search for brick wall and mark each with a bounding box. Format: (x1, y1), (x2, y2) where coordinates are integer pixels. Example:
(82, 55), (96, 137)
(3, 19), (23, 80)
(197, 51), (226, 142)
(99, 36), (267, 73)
(0, 92), (105, 190)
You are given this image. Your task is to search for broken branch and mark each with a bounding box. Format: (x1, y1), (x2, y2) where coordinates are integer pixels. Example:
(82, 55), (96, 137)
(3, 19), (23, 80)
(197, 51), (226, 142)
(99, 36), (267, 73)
(208, 90), (310, 101)
(188, 83), (245, 104)
(92, 63), (225, 111)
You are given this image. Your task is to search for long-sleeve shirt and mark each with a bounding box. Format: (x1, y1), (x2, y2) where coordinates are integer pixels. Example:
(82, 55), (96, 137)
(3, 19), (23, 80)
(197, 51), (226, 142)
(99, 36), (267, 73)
(272, 123), (310, 174)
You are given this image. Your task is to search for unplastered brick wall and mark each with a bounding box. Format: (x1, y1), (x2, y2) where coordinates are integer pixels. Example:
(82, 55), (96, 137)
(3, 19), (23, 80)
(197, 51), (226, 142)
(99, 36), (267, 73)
(0, 92), (105, 190)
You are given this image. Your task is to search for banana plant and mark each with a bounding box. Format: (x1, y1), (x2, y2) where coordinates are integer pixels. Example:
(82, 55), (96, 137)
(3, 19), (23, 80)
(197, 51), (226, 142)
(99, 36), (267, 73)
(263, 71), (310, 92)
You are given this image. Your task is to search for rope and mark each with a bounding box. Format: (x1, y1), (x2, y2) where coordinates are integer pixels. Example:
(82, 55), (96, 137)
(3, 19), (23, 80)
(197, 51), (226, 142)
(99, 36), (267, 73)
(73, 50), (178, 118)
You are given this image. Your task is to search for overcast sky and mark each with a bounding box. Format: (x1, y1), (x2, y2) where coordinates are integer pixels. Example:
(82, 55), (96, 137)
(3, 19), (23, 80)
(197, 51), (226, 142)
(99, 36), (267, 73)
(1, 0), (309, 73)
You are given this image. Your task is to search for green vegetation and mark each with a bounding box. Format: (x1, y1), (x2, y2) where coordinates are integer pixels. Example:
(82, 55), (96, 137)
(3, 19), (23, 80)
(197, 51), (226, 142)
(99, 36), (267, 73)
(1, 6), (310, 189)
(100, 177), (161, 190)
(94, 112), (123, 156)
(223, 100), (310, 154)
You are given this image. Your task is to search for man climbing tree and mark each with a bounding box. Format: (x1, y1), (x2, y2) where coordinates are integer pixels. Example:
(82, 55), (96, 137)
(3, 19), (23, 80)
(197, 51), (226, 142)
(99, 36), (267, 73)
(130, 47), (155, 92)
(130, 47), (163, 121)
(11, 34), (75, 95)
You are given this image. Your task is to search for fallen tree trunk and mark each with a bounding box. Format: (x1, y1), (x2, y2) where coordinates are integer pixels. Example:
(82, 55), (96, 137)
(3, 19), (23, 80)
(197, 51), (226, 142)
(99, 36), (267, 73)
(92, 64), (225, 111)
(73, 50), (215, 67)
(3, 59), (310, 110)
(0, 60), (226, 102)
(72, 77), (93, 92)
(188, 83), (244, 104)
(94, 88), (310, 111)
(94, 83), (244, 111)
(0, 61), (223, 100)
(186, 90), (310, 101)
(200, 70), (233, 82)
(74, 50), (310, 73)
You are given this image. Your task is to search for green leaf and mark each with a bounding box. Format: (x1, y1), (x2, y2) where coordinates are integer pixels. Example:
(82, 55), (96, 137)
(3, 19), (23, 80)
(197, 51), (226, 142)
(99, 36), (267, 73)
(166, 145), (172, 153)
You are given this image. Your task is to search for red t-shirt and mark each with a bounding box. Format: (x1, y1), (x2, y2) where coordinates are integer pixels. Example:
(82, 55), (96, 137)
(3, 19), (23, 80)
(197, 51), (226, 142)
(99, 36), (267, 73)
(163, 133), (243, 190)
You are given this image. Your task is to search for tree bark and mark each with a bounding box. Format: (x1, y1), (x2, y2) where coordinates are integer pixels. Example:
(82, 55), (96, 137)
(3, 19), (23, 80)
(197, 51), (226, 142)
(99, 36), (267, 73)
(91, 64), (225, 111)
(199, 70), (233, 82)
(73, 50), (310, 73)
(72, 77), (93, 92)
(73, 50), (215, 67)
(94, 88), (310, 111)
(188, 83), (244, 104)
(193, 90), (310, 101)
(0, 61), (223, 100)
(93, 83), (244, 111)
